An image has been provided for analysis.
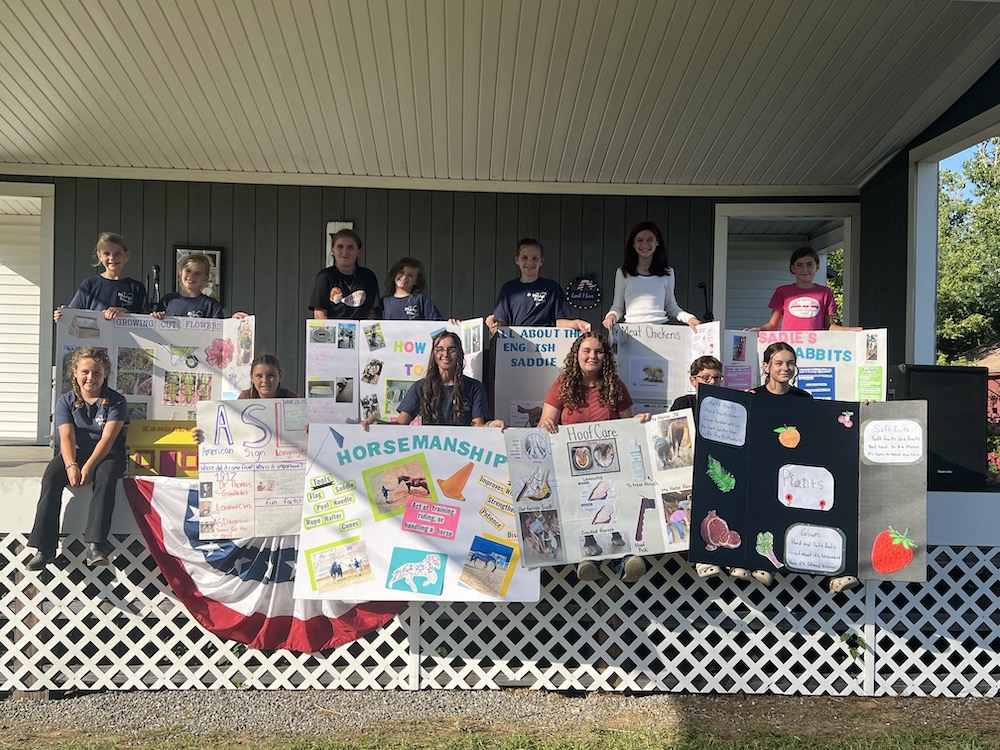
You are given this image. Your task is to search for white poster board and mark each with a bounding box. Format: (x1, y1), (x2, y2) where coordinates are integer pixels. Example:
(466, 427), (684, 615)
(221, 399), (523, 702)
(56, 313), (254, 421)
(504, 411), (696, 569)
(196, 398), (309, 539)
(614, 321), (721, 413)
(305, 319), (485, 424)
(493, 327), (583, 429)
(294, 424), (540, 602)
(722, 329), (888, 400)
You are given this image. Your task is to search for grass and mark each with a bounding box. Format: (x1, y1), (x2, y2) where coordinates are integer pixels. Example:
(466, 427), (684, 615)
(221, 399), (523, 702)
(6, 728), (1000, 750)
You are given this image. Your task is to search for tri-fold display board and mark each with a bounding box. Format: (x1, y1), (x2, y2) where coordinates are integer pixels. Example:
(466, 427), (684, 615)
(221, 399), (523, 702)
(689, 386), (927, 582)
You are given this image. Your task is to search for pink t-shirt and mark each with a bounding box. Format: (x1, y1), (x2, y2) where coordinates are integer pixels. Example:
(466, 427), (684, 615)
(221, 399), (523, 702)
(768, 284), (836, 331)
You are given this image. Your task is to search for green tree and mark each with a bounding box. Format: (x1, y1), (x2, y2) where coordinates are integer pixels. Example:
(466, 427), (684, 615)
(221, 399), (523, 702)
(937, 138), (1000, 361)
(827, 247), (844, 326)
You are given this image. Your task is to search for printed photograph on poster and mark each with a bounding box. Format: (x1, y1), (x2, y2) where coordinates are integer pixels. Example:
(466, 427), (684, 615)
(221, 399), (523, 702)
(384, 378), (414, 417)
(661, 491), (692, 546)
(360, 395), (379, 420)
(463, 325), (482, 355)
(335, 377), (354, 402)
(458, 535), (517, 597)
(629, 357), (668, 390)
(731, 334), (747, 362)
(649, 413), (694, 470)
(363, 454), (437, 521)
(338, 323), (356, 349)
(364, 323), (386, 350)
(307, 381), (335, 398)
(361, 358), (384, 384)
(519, 509), (564, 566)
(174, 246), (222, 303)
(510, 401), (543, 428)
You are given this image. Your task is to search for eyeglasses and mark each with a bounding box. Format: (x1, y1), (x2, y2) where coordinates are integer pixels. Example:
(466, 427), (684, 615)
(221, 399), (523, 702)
(696, 374), (723, 383)
(434, 347), (459, 355)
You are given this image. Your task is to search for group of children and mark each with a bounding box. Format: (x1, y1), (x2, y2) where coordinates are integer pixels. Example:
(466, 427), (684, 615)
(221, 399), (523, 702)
(31, 224), (854, 593)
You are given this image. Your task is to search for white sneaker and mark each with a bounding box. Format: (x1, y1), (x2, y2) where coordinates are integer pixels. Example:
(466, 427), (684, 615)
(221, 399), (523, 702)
(829, 575), (861, 593)
(752, 569), (773, 587)
(729, 567), (752, 581)
(695, 563), (722, 578)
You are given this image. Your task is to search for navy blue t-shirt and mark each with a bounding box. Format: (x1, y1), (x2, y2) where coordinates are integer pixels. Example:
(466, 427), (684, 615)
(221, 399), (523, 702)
(381, 294), (443, 321)
(68, 275), (149, 313)
(157, 292), (223, 318)
(397, 375), (490, 425)
(55, 389), (128, 454)
(492, 277), (571, 326)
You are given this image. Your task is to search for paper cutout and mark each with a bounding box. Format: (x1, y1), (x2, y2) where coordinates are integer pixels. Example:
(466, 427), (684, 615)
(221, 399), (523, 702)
(700, 397), (747, 446)
(774, 425), (802, 448)
(871, 527), (918, 573)
(438, 461), (475, 500)
(755, 531), (784, 569)
(706, 456), (736, 492)
(778, 464), (834, 510)
(862, 419), (924, 464)
(784, 524), (846, 574)
(700, 510), (741, 551)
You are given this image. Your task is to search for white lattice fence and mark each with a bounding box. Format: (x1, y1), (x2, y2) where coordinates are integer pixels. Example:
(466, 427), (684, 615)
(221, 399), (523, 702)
(6, 534), (1000, 694)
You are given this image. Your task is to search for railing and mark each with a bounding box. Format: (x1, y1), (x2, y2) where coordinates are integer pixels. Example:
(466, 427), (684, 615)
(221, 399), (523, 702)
(3, 517), (998, 695)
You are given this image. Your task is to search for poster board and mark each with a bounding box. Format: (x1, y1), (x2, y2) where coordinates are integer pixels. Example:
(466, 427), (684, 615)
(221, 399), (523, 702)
(293, 424), (540, 602)
(688, 385), (927, 582)
(722, 329), (887, 400)
(614, 321), (721, 413)
(56, 313), (254, 421)
(504, 410), (697, 568)
(305, 319), (485, 424)
(196, 399), (309, 539)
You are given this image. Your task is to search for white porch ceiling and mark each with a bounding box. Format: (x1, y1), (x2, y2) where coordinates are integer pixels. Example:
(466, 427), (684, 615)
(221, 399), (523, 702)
(1, 0), (999, 194)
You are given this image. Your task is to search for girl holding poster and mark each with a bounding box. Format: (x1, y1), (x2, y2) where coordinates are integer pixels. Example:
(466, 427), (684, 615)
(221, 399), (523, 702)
(383, 331), (504, 428)
(538, 332), (650, 583)
(602, 222), (701, 331)
(53, 232), (149, 321)
(749, 342), (860, 593)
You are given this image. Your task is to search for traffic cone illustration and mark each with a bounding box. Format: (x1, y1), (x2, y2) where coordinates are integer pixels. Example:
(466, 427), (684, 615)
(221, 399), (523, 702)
(437, 461), (474, 500)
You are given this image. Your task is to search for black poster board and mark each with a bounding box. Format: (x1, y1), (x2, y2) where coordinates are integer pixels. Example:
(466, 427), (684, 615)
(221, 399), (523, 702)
(689, 386), (927, 582)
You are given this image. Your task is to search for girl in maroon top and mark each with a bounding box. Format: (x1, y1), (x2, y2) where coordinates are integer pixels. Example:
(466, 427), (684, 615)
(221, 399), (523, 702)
(539, 332), (649, 583)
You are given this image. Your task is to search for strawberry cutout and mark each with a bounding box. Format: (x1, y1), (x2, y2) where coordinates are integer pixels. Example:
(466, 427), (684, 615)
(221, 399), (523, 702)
(871, 526), (918, 574)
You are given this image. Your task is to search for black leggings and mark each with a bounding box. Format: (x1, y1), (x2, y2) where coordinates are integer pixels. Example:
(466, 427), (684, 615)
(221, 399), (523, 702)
(28, 450), (126, 551)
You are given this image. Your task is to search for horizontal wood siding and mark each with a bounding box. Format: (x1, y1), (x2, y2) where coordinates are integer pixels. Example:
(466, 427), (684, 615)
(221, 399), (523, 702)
(0, 214), (42, 438)
(3, 173), (856, 395)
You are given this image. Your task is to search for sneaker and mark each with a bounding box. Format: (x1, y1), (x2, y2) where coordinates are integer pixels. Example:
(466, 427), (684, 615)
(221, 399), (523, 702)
(27, 549), (55, 571)
(85, 542), (109, 567)
(577, 560), (602, 581)
(616, 555), (647, 584)
(752, 569), (774, 587)
(729, 567), (752, 581)
(695, 562), (722, 578)
(829, 575), (861, 593)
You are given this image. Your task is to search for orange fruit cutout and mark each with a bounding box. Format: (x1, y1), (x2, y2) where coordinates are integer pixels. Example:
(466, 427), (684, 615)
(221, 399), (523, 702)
(774, 425), (801, 448)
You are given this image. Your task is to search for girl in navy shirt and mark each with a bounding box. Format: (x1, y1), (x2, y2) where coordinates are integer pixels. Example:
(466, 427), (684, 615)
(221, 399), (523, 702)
(54, 232), (149, 321)
(28, 347), (128, 570)
(380, 257), (444, 321)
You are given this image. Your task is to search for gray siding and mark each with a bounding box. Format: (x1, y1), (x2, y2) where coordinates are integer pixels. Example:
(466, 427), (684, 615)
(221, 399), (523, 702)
(34, 177), (730, 392)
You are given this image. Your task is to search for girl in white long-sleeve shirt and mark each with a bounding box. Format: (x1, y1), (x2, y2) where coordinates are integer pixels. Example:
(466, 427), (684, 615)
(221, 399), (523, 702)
(602, 221), (701, 331)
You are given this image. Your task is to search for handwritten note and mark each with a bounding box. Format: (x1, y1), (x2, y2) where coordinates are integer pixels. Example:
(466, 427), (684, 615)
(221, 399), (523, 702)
(862, 419), (924, 464)
(699, 397), (748, 447)
(784, 524), (846, 574)
(777, 464), (834, 510)
(197, 398), (309, 539)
